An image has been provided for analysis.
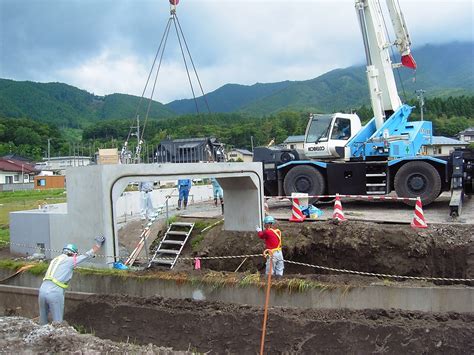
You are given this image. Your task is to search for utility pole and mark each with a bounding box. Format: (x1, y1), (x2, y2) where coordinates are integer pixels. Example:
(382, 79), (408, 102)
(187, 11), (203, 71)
(250, 136), (254, 152)
(47, 138), (51, 163)
(416, 89), (426, 121)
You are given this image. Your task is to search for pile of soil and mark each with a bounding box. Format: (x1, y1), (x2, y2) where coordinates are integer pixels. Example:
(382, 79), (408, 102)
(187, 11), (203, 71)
(0, 316), (187, 353)
(186, 220), (473, 284)
(65, 294), (474, 354)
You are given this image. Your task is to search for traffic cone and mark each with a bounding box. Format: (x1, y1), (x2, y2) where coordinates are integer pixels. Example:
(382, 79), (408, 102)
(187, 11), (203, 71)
(289, 197), (306, 222)
(332, 194), (346, 222)
(411, 197), (428, 229)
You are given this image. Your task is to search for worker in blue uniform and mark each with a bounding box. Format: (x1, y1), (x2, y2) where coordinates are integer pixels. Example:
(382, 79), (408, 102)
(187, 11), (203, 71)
(38, 236), (105, 324)
(177, 178), (192, 210)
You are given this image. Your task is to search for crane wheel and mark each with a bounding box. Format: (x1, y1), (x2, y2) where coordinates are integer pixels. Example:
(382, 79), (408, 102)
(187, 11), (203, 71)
(283, 165), (325, 203)
(394, 161), (441, 206)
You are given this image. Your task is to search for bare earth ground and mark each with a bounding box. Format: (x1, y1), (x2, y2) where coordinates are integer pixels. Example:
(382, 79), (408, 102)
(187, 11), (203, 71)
(0, 316), (188, 354)
(64, 294), (474, 354)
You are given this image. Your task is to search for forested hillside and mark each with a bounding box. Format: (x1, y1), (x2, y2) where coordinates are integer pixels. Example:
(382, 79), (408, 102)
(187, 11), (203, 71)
(167, 42), (474, 115)
(0, 79), (175, 127)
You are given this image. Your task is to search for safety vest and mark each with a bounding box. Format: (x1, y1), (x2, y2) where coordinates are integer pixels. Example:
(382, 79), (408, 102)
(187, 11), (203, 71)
(268, 228), (282, 251)
(43, 254), (69, 289)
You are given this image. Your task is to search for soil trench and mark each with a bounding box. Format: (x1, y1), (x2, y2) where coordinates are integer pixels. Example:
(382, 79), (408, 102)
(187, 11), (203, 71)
(66, 294), (474, 354)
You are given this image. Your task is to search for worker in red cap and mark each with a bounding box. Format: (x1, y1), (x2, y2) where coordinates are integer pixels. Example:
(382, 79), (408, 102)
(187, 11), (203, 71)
(256, 216), (284, 276)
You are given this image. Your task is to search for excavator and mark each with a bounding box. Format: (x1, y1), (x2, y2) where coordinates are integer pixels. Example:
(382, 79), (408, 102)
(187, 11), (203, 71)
(253, 0), (473, 216)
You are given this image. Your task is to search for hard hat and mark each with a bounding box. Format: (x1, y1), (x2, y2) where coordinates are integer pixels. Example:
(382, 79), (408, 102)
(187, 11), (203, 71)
(263, 216), (275, 224)
(63, 243), (78, 254)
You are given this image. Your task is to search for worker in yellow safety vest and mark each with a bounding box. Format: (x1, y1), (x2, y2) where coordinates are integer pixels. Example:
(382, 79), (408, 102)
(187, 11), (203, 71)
(38, 236), (105, 324)
(256, 216), (284, 276)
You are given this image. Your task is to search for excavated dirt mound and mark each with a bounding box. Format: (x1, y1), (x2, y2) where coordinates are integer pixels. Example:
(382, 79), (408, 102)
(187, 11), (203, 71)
(65, 294), (474, 354)
(0, 316), (187, 353)
(187, 220), (474, 284)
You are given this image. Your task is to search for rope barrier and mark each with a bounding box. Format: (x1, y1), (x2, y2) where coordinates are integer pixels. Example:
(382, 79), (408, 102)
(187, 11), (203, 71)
(265, 194), (418, 202)
(3, 241), (473, 282)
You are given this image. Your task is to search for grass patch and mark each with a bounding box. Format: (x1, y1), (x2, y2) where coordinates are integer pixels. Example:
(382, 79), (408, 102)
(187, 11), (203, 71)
(191, 234), (205, 251)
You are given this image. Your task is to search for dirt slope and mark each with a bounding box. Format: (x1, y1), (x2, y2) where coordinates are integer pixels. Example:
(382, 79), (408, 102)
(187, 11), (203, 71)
(65, 294), (474, 354)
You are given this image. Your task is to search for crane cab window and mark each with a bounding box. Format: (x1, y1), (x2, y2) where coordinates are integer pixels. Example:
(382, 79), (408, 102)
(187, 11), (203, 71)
(306, 114), (332, 143)
(331, 118), (351, 140)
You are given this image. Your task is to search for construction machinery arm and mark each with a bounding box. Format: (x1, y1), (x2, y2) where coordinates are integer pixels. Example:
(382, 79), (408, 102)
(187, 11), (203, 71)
(354, 0), (415, 130)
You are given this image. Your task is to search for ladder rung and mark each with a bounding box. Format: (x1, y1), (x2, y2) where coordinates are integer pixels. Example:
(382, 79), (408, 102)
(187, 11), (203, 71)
(161, 240), (184, 245)
(366, 191), (386, 195)
(156, 249), (180, 254)
(167, 231), (189, 236)
(366, 183), (386, 186)
(171, 222), (194, 227)
(366, 173), (386, 177)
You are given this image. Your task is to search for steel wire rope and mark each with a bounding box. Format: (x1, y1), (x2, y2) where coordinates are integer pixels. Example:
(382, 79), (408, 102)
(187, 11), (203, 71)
(378, 0), (409, 103)
(124, 17), (173, 149)
(174, 13), (212, 114)
(138, 16), (174, 155)
(171, 15), (200, 114)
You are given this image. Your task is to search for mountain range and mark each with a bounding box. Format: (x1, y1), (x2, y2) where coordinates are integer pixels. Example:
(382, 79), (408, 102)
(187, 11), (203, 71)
(0, 41), (472, 127)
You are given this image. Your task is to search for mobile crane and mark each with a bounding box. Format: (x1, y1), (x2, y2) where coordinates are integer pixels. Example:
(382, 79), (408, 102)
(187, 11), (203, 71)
(253, 0), (473, 215)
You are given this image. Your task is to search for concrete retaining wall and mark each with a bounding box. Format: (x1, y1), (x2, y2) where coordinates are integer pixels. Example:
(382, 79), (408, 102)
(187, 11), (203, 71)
(1, 269), (472, 315)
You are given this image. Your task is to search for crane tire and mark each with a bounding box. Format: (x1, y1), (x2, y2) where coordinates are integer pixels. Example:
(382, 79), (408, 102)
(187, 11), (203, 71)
(283, 165), (325, 203)
(394, 161), (441, 206)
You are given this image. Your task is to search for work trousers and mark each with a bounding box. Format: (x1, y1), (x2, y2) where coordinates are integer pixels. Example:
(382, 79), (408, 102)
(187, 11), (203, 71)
(265, 250), (284, 276)
(38, 281), (65, 325)
(140, 191), (154, 218)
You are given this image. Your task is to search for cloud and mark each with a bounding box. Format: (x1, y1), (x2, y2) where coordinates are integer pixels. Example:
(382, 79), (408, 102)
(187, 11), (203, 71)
(0, 0), (472, 103)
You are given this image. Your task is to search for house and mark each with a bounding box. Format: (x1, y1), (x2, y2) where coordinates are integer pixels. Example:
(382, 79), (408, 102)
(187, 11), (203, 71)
(457, 127), (474, 144)
(35, 156), (93, 175)
(226, 148), (253, 162)
(0, 157), (38, 190)
(155, 137), (225, 163)
(283, 135), (305, 150)
(424, 136), (468, 156)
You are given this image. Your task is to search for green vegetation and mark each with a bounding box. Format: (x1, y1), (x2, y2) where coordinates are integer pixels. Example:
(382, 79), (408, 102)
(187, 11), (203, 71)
(0, 189), (66, 244)
(0, 43), (472, 160)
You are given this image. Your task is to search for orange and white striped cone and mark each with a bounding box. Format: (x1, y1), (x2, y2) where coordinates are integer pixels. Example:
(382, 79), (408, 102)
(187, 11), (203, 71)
(332, 194), (346, 222)
(411, 197), (428, 229)
(289, 197), (306, 222)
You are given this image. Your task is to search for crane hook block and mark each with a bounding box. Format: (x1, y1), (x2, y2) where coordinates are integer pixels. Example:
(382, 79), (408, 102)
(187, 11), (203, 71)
(169, 0), (179, 5)
(401, 53), (417, 70)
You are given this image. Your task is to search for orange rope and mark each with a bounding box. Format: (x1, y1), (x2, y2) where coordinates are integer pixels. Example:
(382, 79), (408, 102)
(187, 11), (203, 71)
(259, 250), (273, 355)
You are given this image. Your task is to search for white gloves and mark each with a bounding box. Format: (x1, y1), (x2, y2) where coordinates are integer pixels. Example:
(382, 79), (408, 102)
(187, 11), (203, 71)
(94, 235), (105, 246)
(255, 226), (262, 233)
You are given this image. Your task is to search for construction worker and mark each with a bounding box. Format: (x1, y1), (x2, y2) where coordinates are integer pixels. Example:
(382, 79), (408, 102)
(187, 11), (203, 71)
(38, 236), (105, 324)
(255, 216), (284, 276)
(139, 181), (156, 220)
(177, 178), (192, 210)
(210, 178), (224, 213)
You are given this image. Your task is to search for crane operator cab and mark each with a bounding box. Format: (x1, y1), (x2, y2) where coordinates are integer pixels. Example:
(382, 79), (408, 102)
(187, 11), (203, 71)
(304, 113), (362, 159)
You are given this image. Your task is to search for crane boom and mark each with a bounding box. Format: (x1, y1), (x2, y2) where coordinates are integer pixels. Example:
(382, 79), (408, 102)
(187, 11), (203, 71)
(355, 0), (416, 130)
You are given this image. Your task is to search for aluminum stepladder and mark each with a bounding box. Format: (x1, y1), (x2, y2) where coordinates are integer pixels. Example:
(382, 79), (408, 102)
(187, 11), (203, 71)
(148, 222), (194, 269)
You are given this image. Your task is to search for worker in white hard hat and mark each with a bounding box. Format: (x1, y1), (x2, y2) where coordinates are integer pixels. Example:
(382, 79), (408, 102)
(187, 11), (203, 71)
(38, 236), (105, 324)
(255, 216), (284, 276)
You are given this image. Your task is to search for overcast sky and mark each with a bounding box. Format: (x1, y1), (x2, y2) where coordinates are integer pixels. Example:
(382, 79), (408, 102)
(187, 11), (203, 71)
(0, 0), (472, 103)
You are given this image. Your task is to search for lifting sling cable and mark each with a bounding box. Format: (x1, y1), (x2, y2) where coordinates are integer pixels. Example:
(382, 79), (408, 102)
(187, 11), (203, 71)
(138, 18), (174, 158)
(175, 13), (212, 114)
(122, 17), (173, 157)
(138, 4), (212, 153)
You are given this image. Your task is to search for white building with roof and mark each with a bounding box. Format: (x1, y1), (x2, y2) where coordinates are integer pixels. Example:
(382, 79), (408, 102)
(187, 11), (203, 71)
(457, 127), (474, 144)
(283, 135), (305, 150)
(424, 136), (468, 156)
(226, 148), (253, 162)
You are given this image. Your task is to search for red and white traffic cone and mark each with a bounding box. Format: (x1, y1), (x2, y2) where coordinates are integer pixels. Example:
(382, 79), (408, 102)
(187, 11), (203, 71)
(332, 194), (346, 222)
(411, 197), (428, 229)
(289, 197), (306, 222)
